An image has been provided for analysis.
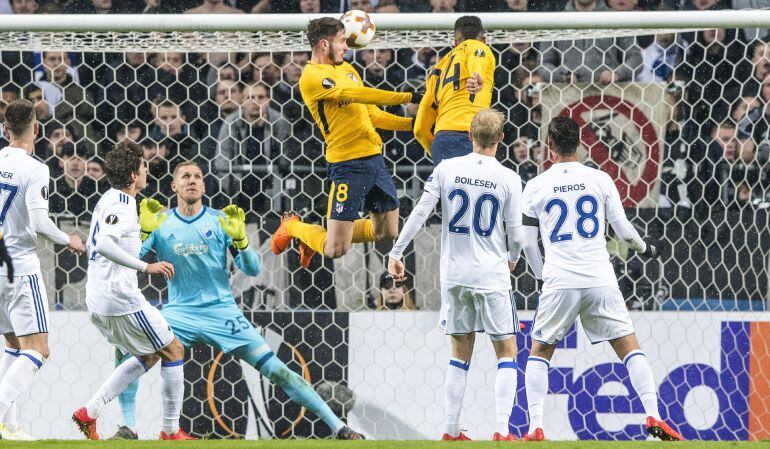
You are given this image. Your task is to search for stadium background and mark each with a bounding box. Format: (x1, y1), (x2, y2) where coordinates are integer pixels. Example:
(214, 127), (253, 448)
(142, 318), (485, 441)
(2, 0), (770, 441)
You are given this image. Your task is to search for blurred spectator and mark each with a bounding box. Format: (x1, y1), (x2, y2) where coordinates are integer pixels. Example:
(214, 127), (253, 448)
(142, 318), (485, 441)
(38, 121), (76, 177)
(185, 0), (243, 13)
(356, 49), (404, 87)
(405, 47), (438, 82)
(508, 69), (543, 140)
(504, 136), (539, 183)
(148, 100), (197, 160)
(681, 28), (747, 129)
(141, 140), (175, 202)
(741, 41), (770, 96)
(430, 0), (455, 12)
(300, 0), (321, 12)
(395, 0), (430, 11)
(200, 79), (243, 139)
(115, 122), (145, 144)
(148, 52), (207, 106)
(86, 157), (105, 180)
(732, 95), (759, 124)
(49, 142), (97, 221)
(503, 0), (528, 10)
(539, 0), (642, 84)
(23, 85), (50, 121)
(660, 86), (702, 208)
(734, 0), (770, 41)
(250, 53), (281, 86)
(68, 0), (117, 13)
(374, 273), (416, 310)
(375, 0), (399, 11)
(10, 0), (38, 13)
(215, 83), (291, 218)
(347, 0), (373, 11)
(495, 43), (538, 105)
(98, 52), (155, 127)
(606, 0), (641, 9)
(638, 33), (688, 82)
(272, 52), (309, 121)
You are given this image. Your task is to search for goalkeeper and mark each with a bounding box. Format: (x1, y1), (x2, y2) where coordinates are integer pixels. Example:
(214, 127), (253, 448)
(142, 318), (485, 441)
(115, 161), (363, 440)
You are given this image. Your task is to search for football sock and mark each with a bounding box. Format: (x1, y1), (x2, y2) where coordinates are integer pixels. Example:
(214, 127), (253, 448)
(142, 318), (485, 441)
(351, 219), (377, 243)
(287, 221), (327, 255)
(624, 350), (661, 420)
(115, 349), (138, 429)
(258, 354), (345, 433)
(0, 348), (20, 430)
(0, 349), (45, 418)
(86, 356), (147, 419)
(160, 360), (184, 435)
(495, 357), (518, 435)
(526, 356), (549, 433)
(445, 358), (469, 438)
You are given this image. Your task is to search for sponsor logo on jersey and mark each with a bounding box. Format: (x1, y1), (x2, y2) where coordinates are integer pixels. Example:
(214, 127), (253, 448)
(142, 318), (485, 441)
(40, 186), (48, 200)
(321, 78), (335, 89)
(173, 242), (209, 256)
(201, 226), (214, 239)
(105, 214), (119, 225)
(168, 233), (176, 241)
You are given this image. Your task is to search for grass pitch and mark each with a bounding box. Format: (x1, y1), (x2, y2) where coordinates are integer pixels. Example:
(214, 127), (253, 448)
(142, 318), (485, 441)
(0, 441), (768, 449)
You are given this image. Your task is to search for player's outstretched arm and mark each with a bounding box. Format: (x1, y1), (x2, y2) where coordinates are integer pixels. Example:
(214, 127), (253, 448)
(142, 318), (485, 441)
(29, 208), (84, 254)
(366, 105), (413, 131)
(413, 90), (438, 153)
(218, 205), (261, 276)
(0, 233), (13, 281)
(95, 235), (149, 272)
(603, 174), (656, 258)
(301, 71), (417, 106)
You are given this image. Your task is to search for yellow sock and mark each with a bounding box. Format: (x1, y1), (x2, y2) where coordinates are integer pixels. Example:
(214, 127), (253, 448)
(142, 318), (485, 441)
(287, 221), (327, 254)
(351, 219), (377, 243)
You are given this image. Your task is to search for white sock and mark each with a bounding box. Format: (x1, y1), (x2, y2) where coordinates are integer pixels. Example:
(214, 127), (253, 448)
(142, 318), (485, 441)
(525, 356), (549, 433)
(160, 360), (184, 435)
(624, 350), (660, 420)
(0, 350), (45, 418)
(495, 357), (518, 435)
(0, 349), (20, 430)
(444, 358), (469, 438)
(86, 356), (148, 419)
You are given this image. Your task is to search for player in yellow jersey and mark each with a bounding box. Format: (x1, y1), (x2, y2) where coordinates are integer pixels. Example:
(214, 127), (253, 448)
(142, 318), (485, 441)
(414, 16), (496, 166)
(271, 17), (420, 268)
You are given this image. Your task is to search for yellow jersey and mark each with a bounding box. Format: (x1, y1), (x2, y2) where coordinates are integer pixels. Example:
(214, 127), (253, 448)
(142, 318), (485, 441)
(299, 61), (414, 163)
(414, 39), (496, 153)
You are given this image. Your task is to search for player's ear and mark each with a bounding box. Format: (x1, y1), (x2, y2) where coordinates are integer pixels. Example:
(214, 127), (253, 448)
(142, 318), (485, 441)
(171, 179), (177, 193)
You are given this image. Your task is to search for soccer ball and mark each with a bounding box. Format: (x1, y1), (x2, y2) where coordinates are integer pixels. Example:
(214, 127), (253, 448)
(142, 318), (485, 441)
(340, 9), (376, 49)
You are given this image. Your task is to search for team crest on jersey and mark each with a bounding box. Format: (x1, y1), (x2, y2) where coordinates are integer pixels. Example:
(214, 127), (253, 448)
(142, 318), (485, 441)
(474, 48), (485, 57)
(201, 226), (214, 239)
(40, 186), (48, 200)
(322, 78), (336, 89)
(346, 73), (358, 83)
(105, 214), (119, 225)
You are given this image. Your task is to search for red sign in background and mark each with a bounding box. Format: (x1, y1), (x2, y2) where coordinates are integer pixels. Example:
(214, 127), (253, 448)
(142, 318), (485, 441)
(544, 95), (660, 207)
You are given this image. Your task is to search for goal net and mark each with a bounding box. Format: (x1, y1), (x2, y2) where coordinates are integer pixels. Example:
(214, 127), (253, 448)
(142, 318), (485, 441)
(2, 10), (770, 441)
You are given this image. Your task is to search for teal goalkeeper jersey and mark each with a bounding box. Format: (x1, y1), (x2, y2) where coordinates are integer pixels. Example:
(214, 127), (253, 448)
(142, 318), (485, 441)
(140, 206), (261, 308)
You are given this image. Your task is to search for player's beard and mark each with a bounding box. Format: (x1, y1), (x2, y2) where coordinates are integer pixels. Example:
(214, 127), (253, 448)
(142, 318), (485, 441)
(328, 45), (343, 66)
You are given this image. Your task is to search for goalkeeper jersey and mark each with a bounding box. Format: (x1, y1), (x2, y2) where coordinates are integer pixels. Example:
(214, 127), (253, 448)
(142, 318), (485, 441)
(140, 206), (261, 308)
(299, 61), (412, 163)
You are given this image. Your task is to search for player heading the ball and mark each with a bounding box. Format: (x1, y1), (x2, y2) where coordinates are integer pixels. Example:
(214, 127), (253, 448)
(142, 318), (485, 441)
(389, 109), (524, 441)
(414, 15), (496, 166)
(519, 116), (684, 442)
(272, 17), (421, 268)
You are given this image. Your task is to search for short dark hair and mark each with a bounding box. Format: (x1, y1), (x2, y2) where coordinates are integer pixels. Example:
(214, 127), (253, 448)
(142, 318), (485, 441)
(454, 16), (484, 43)
(307, 17), (344, 48)
(547, 116), (581, 156)
(105, 141), (143, 189)
(3, 99), (36, 137)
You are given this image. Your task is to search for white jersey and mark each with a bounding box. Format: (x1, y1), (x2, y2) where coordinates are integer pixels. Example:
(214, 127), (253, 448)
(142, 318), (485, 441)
(0, 146), (51, 276)
(425, 152), (522, 290)
(522, 161), (626, 289)
(86, 188), (144, 316)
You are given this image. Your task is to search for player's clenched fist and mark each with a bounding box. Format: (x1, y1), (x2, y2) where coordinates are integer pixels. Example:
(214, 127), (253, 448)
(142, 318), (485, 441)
(387, 257), (406, 283)
(139, 198), (167, 241)
(146, 261), (174, 280)
(219, 205), (248, 250)
(466, 72), (483, 94)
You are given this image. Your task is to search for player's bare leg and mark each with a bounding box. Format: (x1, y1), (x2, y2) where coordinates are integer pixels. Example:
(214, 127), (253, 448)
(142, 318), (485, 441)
(491, 336), (518, 441)
(443, 333), (475, 441)
(609, 334), (684, 441)
(524, 339), (556, 441)
(369, 209), (399, 241)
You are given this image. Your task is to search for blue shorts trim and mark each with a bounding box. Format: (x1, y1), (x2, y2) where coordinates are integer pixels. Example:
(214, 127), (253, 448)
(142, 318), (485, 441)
(430, 131), (473, 166)
(327, 154), (399, 221)
(161, 359), (185, 367)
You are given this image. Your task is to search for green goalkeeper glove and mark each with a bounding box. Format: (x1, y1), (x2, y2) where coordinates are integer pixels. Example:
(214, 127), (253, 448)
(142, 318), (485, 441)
(219, 205), (248, 250)
(139, 198), (167, 241)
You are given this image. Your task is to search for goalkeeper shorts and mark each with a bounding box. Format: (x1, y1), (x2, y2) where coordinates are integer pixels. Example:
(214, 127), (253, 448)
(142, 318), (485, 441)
(161, 302), (263, 354)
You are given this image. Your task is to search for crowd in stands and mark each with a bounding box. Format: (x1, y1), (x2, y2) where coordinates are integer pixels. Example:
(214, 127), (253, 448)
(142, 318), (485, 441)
(3, 0), (770, 307)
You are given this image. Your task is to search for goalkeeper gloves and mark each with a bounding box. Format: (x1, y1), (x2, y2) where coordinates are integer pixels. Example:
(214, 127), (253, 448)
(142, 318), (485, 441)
(139, 198), (167, 241)
(219, 205), (249, 250)
(0, 234), (13, 282)
(638, 238), (661, 259)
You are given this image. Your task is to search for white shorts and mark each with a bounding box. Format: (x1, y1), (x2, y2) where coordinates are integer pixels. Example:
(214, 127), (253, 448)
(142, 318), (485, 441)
(439, 283), (519, 339)
(0, 273), (50, 336)
(532, 286), (635, 345)
(90, 301), (174, 356)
